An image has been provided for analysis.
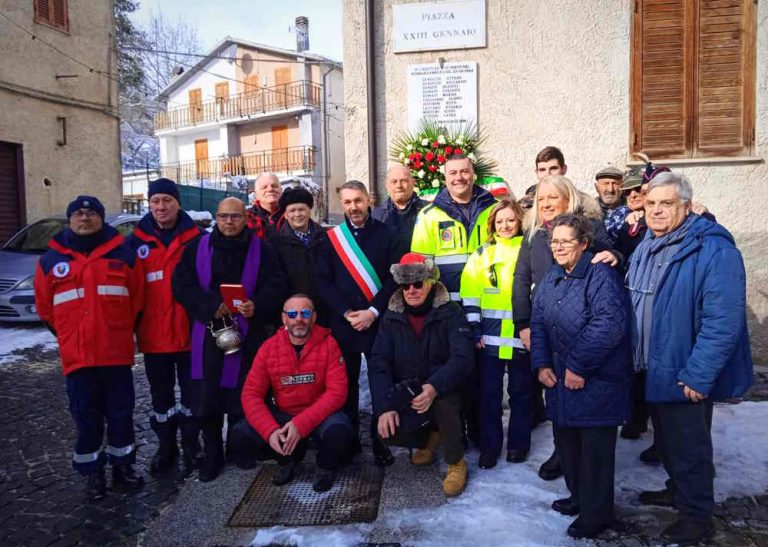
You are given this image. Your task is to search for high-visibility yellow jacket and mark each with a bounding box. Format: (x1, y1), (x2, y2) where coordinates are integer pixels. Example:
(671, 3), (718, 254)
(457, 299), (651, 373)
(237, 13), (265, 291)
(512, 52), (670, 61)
(411, 187), (496, 301)
(459, 235), (524, 359)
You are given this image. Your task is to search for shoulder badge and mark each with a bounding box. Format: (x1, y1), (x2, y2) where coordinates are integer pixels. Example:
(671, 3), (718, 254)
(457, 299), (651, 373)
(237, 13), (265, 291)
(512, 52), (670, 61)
(52, 261), (70, 278)
(137, 244), (150, 259)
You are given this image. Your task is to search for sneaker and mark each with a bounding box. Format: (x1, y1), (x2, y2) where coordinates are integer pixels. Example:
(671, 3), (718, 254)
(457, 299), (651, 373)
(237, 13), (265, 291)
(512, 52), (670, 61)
(312, 468), (336, 493)
(272, 460), (298, 486)
(638, 487), (674, 507)
(478, 453), (497, 469)
(640, 443), (661, 465)
(506, 449), (528, 463)
(112, 464), (144, 491)
(661, 517), (715, 544)
(443, 459), (468, 497)
(86, 468), (106, 501)
(551, 497), (579, 516)
(538, 450), (562, 480)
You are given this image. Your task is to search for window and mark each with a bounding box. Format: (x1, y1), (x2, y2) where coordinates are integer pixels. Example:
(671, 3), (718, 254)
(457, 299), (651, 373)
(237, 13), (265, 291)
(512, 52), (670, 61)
(34, 0), (69, 32)
(631, 0), (756, 159)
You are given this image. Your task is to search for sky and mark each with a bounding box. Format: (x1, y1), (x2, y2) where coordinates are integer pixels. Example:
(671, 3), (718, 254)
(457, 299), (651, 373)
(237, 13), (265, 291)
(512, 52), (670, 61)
(130, 0), (344, 61)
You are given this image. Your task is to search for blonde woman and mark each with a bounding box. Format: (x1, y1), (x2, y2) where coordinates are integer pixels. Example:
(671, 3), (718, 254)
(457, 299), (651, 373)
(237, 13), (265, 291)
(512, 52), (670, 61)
(460, 199), (529, 469)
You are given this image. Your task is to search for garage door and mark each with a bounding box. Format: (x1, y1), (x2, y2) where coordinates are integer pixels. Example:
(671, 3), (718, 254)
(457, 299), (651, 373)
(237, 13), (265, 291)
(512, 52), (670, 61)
(0, 142), (23, 245)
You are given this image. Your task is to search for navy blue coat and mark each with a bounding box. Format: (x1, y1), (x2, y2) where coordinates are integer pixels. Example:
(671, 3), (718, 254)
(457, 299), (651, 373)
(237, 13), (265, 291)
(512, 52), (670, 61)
(372, 194), (427, 260)
(531, 252), (632, 428)
(314, 214), (398, 354)
(630, 215), (752, 403)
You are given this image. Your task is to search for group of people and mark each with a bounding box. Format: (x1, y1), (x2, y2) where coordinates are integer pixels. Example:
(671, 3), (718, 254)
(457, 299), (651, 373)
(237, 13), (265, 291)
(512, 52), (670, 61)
(33, 146), (752, 544)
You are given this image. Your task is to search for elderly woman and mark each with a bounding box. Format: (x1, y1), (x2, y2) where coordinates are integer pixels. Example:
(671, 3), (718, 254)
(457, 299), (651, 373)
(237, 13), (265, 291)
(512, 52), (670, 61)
(460, 199), (530, 469)
(530, 214), (631, 539)
(513, 175), (622, 480)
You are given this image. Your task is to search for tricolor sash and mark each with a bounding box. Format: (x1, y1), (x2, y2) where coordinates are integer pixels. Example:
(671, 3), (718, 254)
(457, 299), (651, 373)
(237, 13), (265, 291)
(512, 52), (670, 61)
(327, 222), (382, 302)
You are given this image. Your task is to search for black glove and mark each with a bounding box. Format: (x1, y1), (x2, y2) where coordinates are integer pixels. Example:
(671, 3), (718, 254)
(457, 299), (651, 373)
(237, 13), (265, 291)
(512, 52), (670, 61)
(387, 377), (423, 412)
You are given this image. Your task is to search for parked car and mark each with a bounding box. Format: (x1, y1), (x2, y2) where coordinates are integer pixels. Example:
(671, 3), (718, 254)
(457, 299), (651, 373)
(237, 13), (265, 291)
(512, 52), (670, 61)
(0, 213), (141, 322)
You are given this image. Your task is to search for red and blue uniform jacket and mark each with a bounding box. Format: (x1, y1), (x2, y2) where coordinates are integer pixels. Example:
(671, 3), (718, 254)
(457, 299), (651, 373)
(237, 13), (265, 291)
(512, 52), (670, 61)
(34, 226), (145, 376)
(126, 212), (201, 354)
(241, 325), (348, 440)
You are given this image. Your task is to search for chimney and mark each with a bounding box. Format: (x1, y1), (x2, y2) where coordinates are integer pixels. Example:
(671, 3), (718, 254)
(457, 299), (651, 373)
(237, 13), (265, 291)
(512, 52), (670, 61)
(295, 16), (309, 52)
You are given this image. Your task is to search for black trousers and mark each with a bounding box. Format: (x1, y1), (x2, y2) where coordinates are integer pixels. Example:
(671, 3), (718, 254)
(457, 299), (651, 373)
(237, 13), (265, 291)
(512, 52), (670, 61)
(651, 400), (715, 520)
(554, 425), (617, 528)
(627, 371), (650, 432)
(384, 392), (464, 465)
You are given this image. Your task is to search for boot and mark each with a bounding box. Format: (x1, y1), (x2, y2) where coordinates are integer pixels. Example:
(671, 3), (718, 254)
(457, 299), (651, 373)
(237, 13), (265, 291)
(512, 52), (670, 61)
(443, 459), (468, 497)
(412, 431), (440, 466)
(478, 453), (497, 469)
(538, 449), (562, 480)
(639, 442), (661, 465)
(552, 497), (580, 516)
(198, 416), (224, 483)
(150, 442), (178, 476)
(272, 459), (299, 486)
(567, 517), (611, 539)
(620, 423), (645, 440)
(112, 464), (145, 491)
(661, 517), (715, 544)
(85, 467), (106, 501)
(312, 468), (336, 493)
(506, 449), (528, 463)
(638, 487), (674, 507)
(179, 413), (201, 475)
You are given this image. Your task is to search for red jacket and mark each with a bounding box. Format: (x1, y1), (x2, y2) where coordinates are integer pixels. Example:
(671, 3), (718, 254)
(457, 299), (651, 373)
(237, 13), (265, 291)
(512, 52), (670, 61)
(34, 227), (145, 376)
(241, 325), (347, 440)
(127, 213), (201, 353)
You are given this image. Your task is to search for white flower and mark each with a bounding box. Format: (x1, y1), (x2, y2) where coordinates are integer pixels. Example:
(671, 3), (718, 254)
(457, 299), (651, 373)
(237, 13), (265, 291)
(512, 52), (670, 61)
(437, 134), (446, 144)
(439, 165), (445, 174)
(432, 179), (440, 188)
(421, 138), (429, 146)
(399, 152), (405, 160)
(404, 158), (411, 165)
(467, 152), (477, 162)
(455, 136), (464, 145)
(418, 169), (426, 179)
(407, 144), (413, 151)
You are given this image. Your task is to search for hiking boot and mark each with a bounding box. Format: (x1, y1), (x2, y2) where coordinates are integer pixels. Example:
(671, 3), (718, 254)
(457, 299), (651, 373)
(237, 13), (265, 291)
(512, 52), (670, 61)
(538, 449), (562, 480)
(661, 517), (715, 545)
(552, 497), (580, 516)
(478, 453), (497, 469)
(312, 468), (336, 493)
(149, 442), (178, 476)
(112, 464), (144, 491)
(638, 487), (674, 507)
(272, 460), (298, 486)
(412, 431), (439, 466)
(506, 449), (528, 463)
(640, 443), (661, 465)
(86, 468), (106, 501)
(443, 459), (468, 497)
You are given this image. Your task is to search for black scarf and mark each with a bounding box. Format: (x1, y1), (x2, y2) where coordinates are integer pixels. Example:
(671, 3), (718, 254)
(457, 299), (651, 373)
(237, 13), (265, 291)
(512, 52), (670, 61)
(404, 285), (436, 316)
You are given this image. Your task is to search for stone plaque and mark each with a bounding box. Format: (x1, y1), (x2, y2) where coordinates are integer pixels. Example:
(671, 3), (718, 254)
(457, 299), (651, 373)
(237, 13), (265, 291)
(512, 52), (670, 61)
(393, 0), (486, 53)
(407, 62), (478, 131)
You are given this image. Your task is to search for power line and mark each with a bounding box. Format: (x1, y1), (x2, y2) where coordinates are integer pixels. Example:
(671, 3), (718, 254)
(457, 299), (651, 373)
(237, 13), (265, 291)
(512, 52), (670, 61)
(122, 45), (340, 66)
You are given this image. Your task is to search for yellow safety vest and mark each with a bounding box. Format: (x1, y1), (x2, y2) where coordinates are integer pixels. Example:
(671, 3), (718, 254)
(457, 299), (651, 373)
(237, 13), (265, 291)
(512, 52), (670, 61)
(411, 203), (493, 301)
(459, 235), (523, 359)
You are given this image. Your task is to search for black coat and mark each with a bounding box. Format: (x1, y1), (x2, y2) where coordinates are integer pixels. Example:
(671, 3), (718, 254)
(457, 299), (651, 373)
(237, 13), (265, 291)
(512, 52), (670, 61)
(314, 214), (398, 353)
(270, 219), (328, 325)
(513, 218), (622, 329)
(368, 283), (475, 417)
(372, 194), (427, 259)
(172, 227), (287, 416)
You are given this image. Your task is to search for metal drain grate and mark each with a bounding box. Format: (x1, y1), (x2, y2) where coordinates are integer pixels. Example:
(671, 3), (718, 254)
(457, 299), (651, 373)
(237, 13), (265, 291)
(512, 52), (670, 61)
(228, 460), (384, 527)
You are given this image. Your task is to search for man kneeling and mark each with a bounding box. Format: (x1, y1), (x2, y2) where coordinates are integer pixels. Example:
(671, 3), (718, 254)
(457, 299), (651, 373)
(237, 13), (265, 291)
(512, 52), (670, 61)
(368, 253), (475, 496)
(230, 294), (352, 492)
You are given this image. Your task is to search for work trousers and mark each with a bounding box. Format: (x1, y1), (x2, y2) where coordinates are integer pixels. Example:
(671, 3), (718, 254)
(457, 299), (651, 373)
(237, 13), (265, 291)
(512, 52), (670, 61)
(144, 352), (199, 446)
(554, 425), (618, 529)
(229, 411), (353, 470)
(65, 366), (136, 475)
(479, 352), (532, 456)
(651, 400), (715, 519)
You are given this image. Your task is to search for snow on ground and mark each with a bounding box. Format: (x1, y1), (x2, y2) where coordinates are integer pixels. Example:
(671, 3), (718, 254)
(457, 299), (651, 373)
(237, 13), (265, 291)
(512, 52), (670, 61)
(0, 325), (57, 365)
(250, 401), (768, 547)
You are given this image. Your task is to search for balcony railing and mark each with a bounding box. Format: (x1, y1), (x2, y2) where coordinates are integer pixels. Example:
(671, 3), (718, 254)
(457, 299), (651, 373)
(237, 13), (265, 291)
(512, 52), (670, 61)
(155, 80), (322, 131)
(159, 146), (316, 184)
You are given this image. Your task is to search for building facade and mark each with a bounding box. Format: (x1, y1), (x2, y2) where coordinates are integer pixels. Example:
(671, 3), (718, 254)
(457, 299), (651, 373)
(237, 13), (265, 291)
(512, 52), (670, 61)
(0, 0), (121, 243)
(154, 31), (345, 219)
(343, 0), (768, 359)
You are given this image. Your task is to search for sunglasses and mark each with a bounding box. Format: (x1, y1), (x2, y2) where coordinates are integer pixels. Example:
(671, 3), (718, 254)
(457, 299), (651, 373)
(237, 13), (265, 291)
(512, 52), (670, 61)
(399, 280), (425, 290)
(283, 308), (313, 319)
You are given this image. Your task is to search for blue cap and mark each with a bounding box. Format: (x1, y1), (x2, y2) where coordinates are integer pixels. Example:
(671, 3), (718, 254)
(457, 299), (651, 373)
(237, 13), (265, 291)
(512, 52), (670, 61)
(148, 178), (180, 202)
(66, 195), (105, 220)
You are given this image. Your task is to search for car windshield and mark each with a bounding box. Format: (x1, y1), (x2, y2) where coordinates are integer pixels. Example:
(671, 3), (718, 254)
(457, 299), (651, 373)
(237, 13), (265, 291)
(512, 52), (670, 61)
(3, 219), (68, 252)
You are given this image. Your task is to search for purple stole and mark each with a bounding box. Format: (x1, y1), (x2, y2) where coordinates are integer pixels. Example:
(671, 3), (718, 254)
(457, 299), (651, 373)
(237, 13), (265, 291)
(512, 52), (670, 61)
(191, 233), (261, 388)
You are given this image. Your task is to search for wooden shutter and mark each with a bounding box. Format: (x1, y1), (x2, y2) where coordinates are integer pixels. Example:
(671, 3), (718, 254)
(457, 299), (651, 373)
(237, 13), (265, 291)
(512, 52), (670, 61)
(245, 75), (260, 95)
(35, 0), (68, 31)
(695, 0), (755, 157)
(188, 88), (202, 122)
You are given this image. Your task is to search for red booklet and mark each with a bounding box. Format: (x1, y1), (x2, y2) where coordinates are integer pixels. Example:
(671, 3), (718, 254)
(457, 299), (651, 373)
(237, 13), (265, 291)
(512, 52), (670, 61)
(220, 284), (247, 313)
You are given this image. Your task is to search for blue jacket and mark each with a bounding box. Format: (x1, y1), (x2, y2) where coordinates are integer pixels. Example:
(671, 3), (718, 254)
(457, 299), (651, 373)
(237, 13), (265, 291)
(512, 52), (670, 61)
(531, 252), (632, 427)
(631, 215), (752, 402)
(372, 193), (427, 259)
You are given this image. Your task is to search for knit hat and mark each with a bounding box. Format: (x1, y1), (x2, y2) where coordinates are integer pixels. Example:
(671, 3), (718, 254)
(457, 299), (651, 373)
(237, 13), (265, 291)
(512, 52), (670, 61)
(390, 253), (439, 285)
(643, 163), (671, 183)
(279, 186), (314, 210)
(66, 195), (105, 220)
(148, 178), (180, 202)
(595, 165), (624, 181)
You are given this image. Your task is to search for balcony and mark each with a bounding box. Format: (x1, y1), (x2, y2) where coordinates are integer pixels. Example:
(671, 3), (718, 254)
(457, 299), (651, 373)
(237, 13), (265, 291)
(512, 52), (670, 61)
(159, 146), (316, 185)
(154, 80), (322, 132)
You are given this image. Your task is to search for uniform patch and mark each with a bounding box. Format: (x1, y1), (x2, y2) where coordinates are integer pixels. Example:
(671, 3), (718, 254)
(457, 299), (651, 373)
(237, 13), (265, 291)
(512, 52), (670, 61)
(108, 261), (124, 271)
(137, 244), (150, 259)
(339, 355), (345, 366)
(280, 373), (316, 386)
(52, 261), (70, 278)
(441, 228), (453, 242)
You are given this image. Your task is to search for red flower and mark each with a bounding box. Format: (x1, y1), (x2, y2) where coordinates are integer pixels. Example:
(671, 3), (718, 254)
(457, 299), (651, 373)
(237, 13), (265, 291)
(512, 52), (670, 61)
(414, 151), (422, 160)
(428, 165), (438, 172)
(445, 146), (453, 156)
(408, 153), (415, 161)
(454, 148), (463, 155)
(425, 151), (435, 162)
(413, 160), (422, 169)
(437, 154), (446, 164)
(432, 141), (440, 148)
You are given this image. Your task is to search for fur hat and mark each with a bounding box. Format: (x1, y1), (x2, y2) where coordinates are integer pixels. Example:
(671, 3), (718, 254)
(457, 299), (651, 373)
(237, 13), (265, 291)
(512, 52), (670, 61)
(390, 253), (439, 284)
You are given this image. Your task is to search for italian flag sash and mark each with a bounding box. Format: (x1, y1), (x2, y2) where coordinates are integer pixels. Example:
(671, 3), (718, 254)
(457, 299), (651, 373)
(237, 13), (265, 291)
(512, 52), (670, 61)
(327, 223), (382, 302)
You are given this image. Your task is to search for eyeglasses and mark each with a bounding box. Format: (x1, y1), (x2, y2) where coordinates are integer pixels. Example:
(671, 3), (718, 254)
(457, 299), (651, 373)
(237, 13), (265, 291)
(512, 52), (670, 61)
(216, 213), (244, 221)
(399, 280), (425, 290)
(283, 308), (313, 319)
(72, 209), (99, 219)
(550, 238), (581, 249)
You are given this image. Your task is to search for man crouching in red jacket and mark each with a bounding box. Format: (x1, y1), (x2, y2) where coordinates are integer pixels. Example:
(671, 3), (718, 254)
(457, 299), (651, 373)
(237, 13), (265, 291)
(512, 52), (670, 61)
(230, 294), (352, 492)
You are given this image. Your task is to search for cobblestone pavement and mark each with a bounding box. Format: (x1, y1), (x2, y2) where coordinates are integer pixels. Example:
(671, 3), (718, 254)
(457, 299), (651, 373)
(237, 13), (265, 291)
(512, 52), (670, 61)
(0, 345), (185, 547)
(1, 339), (767, 546)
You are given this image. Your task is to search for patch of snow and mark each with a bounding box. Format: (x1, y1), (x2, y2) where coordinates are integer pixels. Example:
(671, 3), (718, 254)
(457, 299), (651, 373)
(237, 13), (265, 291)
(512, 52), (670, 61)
(249, 401), (768, 547)
(0, 325), (57, 365)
